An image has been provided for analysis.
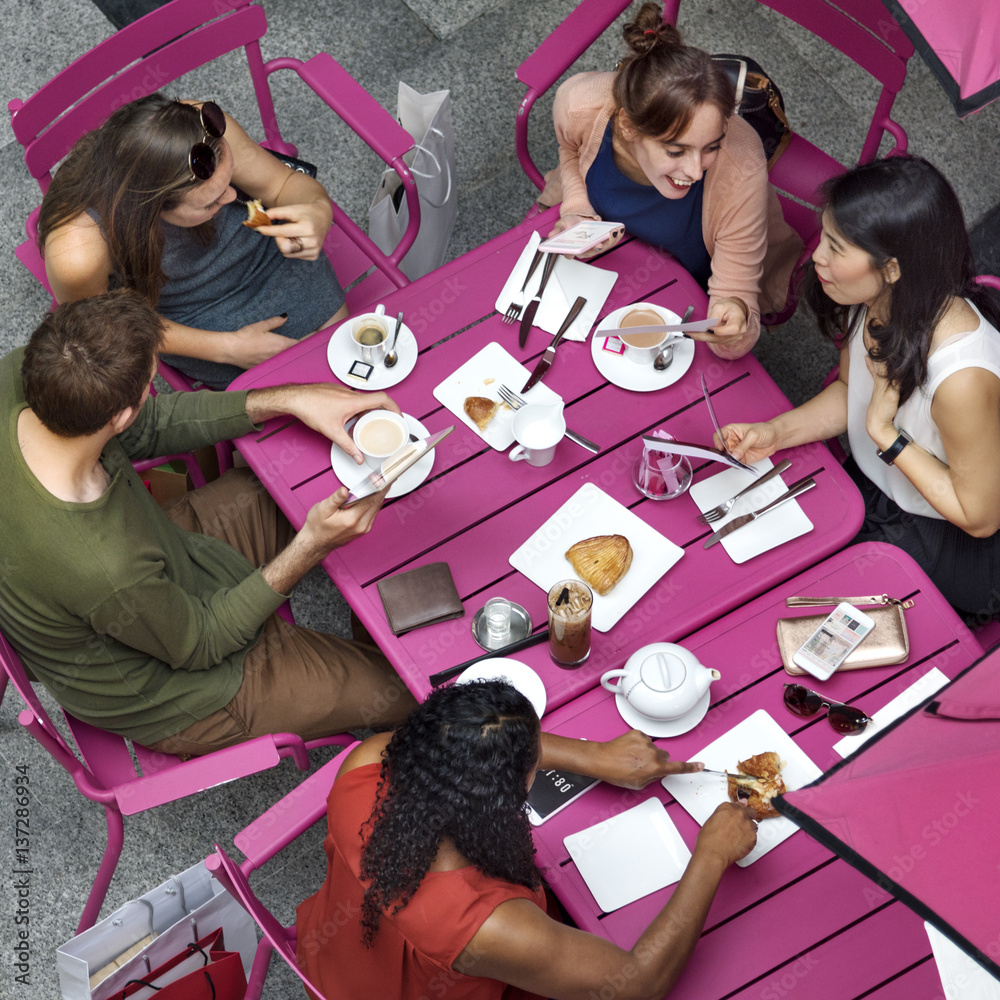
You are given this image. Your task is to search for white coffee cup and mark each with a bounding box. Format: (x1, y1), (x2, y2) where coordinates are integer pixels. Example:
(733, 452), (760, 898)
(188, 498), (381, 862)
(618, 304), (671, 365)
(352, 409), (409, 469)
(508, 404), (566, 467)
(351, 304), (389, 364)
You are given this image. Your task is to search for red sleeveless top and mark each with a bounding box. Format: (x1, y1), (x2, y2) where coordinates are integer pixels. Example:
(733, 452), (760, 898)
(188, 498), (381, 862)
(296, 762), (547, 1000)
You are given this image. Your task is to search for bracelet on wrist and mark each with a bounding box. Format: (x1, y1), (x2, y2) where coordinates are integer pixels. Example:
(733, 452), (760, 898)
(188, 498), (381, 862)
(876, 429), (911, 465)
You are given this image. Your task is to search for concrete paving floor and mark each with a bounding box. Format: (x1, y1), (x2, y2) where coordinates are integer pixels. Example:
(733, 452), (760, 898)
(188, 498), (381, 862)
(1, 2), (999, 997)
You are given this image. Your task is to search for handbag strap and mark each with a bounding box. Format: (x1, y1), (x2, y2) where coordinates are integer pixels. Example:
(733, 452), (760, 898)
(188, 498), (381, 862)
(785, 594), (915, 609)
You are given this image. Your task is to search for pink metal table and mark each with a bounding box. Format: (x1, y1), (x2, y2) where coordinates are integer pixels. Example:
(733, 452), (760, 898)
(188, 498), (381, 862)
(531, 542), (985, 999)
(230, 211), (864, 712)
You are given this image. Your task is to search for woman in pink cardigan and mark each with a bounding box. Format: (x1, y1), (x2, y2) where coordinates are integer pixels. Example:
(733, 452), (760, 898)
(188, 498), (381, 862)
(539, 3), (801, 359)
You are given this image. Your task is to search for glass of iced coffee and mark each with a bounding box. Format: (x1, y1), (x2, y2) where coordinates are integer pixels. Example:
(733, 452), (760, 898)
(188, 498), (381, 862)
(547, 579), (593, 667)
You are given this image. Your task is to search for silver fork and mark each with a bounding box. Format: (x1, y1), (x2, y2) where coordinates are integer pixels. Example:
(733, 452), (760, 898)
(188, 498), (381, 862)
(501, 249), (544, 324)
(696, 459), (793, 524)
(497, 385), (600, 453)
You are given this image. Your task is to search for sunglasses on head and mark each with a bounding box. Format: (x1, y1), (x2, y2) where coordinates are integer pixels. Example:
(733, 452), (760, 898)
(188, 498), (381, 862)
(783, 683), (872, 734)
(187, 101), (227, 182)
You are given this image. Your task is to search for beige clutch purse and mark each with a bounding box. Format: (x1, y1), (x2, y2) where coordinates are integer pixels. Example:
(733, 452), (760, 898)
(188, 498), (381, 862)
(777, 594), (913, 675)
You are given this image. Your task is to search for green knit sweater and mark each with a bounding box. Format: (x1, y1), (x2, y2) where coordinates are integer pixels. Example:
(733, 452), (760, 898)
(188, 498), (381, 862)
(0, 349), (287, 744)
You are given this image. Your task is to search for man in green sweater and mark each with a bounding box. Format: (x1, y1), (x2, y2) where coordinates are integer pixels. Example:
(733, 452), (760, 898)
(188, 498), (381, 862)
(1, 291), (416, 755)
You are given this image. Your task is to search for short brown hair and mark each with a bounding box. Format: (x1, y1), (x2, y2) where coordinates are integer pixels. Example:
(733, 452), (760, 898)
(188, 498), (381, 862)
(22, 290), (164, 437)
(614, 3), (735, 141)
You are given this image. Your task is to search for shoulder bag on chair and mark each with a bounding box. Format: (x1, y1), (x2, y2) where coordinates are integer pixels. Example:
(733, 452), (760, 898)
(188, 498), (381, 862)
(777, 595), (914, 675)
(713, 53), (792, 169)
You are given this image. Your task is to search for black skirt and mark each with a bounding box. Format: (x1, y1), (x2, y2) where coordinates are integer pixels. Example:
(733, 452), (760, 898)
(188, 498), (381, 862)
(846, 458), (1000, 621)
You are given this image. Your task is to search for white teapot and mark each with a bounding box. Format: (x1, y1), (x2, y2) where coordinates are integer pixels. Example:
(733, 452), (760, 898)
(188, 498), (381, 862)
(601, 643), (720, 721)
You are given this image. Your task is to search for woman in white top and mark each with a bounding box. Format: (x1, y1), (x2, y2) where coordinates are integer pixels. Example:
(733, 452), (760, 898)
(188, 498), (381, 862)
(718, 156), (1000, 618)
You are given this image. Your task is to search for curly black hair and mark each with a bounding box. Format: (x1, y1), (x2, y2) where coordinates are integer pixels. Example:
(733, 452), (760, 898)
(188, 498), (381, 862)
(358, 680), (542, 945)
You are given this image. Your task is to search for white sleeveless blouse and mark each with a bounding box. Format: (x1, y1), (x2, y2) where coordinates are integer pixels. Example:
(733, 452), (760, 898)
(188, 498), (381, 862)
(847, 300), (1000, 519)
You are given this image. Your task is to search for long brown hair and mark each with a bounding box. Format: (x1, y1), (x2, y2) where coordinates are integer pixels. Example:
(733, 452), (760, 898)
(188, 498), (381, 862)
(613, 2), (735, 141)
(38, 94), (224, 305)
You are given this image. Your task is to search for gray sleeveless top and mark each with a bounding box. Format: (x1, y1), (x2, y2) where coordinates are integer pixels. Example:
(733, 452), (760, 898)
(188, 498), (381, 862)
(155, 202), (344, 388)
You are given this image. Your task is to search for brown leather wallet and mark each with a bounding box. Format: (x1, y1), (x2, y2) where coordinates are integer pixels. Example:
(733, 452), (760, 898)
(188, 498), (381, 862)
(376, 562), (464, 636)
(777, 595), (912, 675)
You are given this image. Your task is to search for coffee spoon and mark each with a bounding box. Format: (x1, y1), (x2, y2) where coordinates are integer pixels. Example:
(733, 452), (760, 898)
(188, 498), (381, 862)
(384, 311), (404, 367)
(654, 305), (694, 371)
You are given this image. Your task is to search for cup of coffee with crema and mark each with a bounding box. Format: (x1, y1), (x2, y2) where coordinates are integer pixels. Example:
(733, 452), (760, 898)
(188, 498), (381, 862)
(618, 304), (671, 365)
(352, 409), (409, 469)
(352, 305), (389, 364)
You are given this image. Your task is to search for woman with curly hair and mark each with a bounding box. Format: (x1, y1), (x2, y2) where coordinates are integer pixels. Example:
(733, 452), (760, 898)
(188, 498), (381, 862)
(39, 94), (346, 389)
(538, 2), (801, 359)
(718, 156), (1000, 619)
(296, 680), (757, 1000)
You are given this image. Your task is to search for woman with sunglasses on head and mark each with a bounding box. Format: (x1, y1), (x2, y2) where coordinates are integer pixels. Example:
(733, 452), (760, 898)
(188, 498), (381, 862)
(38, 94), (346, 389)
(297, 679), (757, 1000)
(537, 2), (802, 359)
(717, 156), (1000, 621)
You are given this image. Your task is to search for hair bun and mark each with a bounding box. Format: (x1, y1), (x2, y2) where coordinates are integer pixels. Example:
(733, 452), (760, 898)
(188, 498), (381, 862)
(623, 2), (682, 55)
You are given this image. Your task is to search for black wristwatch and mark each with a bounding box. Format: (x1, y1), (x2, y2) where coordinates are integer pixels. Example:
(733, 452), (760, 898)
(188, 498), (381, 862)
(877, 430), (911, 465)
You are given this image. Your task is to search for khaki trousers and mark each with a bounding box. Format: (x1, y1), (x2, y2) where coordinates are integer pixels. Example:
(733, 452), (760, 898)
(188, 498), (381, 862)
(146, 469), (416, 757)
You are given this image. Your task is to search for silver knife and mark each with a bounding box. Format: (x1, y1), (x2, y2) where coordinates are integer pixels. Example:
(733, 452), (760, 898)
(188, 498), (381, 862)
(703, 475), (817, 549)
(521, 295), (587, 393)
(519, 251), (558, 348)
(717, 458), (792, 508)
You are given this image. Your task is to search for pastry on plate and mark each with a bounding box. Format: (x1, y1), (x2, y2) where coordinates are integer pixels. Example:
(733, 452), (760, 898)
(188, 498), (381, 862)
(727, 751), (786, 819)
(464, 396), (501, 432)
(565, 534), (633, 596)
(242, 198), (270, 230)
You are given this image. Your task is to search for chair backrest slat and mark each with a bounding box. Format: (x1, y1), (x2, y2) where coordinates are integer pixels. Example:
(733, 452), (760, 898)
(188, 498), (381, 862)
(17, 6), (269, 185)
(10, 0), (255, 147)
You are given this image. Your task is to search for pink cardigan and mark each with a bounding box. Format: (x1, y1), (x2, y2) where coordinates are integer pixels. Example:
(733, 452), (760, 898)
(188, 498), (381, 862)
(539, 72), (803, 358)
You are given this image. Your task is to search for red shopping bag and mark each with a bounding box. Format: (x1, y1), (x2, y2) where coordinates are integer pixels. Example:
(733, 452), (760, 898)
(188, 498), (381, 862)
(110, 927), (246, 1000)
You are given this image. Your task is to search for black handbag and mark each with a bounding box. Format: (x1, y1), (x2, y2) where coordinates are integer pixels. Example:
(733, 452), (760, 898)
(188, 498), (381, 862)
(713, 53), (792, 169)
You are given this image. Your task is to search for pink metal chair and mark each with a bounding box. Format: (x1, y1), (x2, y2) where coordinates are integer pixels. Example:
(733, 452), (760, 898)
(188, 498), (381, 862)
(515, 0), (915, 324)
(8, 0), (421, 392)
(0, 628), (351, 933)
(205, 744), (360, 1000)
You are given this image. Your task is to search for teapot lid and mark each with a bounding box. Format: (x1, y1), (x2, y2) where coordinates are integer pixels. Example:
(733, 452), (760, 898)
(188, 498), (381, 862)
(639, 651), (687, 693)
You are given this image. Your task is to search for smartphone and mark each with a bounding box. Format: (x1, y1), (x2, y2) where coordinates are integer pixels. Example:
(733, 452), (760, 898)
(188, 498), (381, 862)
(538, 220), (624, 256)
(791, 602), (876, 681)
(526, 766), (599, 825)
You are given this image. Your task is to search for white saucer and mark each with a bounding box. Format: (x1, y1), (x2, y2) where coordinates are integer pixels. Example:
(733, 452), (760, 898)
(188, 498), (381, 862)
(330, 413), (434, 499)
(613, 687), (712, 738)
(591, 303), (695, 392)
(455, 658), (547, 718)
(326, 318), (417, 390)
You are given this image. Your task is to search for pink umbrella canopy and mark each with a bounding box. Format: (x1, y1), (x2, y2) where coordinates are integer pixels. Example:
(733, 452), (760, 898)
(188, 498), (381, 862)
(882, 0), (1000, 115)
(776, 648), (1000, 979)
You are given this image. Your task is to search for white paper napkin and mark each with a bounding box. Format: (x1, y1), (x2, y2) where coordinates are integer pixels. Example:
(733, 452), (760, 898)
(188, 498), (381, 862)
(494, 232), (618, 342)
(926, 922), (1000, 999)
(832, 667), (949, 757)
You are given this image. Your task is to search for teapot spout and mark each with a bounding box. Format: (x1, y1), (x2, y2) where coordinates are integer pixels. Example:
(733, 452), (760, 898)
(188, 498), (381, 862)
(693, 666), (721, 698)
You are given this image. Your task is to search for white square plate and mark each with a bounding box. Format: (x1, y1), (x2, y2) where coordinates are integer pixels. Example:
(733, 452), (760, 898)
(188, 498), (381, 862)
(509, 483), (684, 631)
(661, 710), (822, 866)
(689, 458), (813, 563)
(494, 232), (618, 342)
(432, 341), (562, 450)
(564, 798), (691, 912)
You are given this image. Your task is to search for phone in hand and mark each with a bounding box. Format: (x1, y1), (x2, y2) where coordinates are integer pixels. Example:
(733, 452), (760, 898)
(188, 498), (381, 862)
(538, 220), (624, 256)
(791, 602), (876, 681)
(526, 766), (599, 825)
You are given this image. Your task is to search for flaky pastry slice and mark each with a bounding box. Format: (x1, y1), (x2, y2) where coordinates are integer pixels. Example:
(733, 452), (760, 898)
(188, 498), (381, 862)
(727, 751), (786, 819)
(242, 198), (270, 230)
(565, 534), (633, 596)
(463, 396), (501, 432)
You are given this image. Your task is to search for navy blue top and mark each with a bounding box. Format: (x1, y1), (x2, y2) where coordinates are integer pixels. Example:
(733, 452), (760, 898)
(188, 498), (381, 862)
(586, 121), (712, 288)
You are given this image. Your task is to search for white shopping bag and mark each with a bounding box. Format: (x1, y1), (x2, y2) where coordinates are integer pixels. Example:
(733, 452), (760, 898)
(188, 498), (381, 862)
(369, 82), (457, 280)
(57, 863), (256, 1000)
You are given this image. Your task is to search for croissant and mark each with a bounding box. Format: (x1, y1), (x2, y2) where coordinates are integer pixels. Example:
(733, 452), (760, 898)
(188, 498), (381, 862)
(463, 396), (501, 432)
(565, 534), (633, 596)
(242, 198), (270, 230)
(727, 751), (786, 819)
